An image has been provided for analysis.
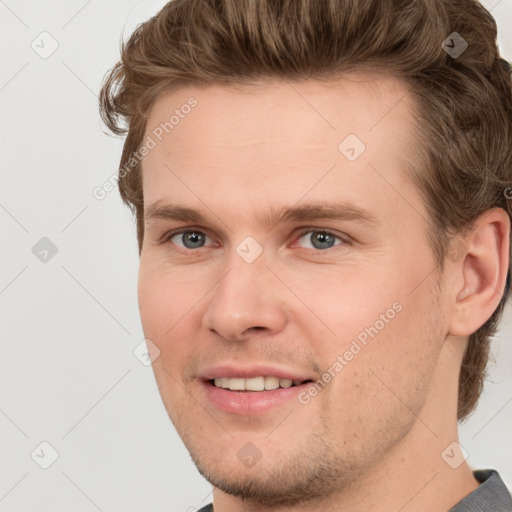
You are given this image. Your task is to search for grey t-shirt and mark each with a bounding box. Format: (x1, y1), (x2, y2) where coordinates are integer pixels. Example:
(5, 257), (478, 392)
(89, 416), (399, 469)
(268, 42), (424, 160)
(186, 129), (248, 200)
(196, 469), (512, 511)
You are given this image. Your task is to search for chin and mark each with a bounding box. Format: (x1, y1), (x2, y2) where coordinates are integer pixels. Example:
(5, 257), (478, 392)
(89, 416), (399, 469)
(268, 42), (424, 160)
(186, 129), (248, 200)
(183, 428), (356, 508)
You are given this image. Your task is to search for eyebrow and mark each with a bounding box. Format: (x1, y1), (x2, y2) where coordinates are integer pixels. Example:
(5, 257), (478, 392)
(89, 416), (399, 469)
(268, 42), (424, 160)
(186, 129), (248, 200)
(144, 201), (378, 228)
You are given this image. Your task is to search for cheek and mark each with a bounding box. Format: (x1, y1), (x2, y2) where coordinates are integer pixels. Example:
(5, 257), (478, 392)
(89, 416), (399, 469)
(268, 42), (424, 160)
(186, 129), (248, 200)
(310, 256), (444, 403)
(137, 266), (204, 368)
(341, 281), (444, 411)
(138, 262), (203, 332)
(138, 269), (201, 417)
(320, 290), (444, 453)
(287, 264), (403, 346)
(137, 271), (172, 339)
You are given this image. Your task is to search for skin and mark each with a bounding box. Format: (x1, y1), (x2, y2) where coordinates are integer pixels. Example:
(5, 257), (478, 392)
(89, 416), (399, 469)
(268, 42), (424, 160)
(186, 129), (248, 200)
(137, 75), (509, 511)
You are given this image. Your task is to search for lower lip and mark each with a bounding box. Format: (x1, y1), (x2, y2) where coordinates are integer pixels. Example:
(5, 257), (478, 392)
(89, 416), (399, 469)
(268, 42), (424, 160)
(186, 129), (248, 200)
(201, 380), (312, 416)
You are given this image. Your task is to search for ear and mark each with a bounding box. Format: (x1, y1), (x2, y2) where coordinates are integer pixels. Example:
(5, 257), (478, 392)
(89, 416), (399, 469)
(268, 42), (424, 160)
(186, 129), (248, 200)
(448, 207), (510, 337)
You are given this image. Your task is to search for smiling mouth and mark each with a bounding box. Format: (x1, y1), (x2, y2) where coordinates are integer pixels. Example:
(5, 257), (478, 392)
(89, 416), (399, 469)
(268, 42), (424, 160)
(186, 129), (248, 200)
(209, 376), (314, 392)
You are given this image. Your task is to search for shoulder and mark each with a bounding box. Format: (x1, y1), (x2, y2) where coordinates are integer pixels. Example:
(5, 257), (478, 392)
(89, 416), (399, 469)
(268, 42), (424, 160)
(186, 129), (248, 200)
(449, 469), (512, 511)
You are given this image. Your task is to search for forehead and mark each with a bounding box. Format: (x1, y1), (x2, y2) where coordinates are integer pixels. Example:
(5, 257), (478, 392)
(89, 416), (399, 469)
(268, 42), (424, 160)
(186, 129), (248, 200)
(140, 74), (420, 220)
(144, 74), (415, 145)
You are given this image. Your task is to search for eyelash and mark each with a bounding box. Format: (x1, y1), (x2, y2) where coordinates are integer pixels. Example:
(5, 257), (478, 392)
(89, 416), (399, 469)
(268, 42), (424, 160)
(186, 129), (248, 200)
(160, 228), (348, 252)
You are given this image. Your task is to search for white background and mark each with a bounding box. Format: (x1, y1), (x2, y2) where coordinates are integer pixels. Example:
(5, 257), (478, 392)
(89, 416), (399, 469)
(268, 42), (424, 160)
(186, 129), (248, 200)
(1, 1), (511, 510)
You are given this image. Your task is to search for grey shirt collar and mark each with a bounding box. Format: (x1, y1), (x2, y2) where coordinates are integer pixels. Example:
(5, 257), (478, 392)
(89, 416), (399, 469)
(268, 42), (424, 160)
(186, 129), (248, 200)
(449, 469), (512, 511)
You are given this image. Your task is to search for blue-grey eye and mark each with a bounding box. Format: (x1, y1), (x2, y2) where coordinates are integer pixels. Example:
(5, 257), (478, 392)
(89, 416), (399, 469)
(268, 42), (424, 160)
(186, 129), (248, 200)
(171, 231), (210, 249)
(297, 231), (342, 250)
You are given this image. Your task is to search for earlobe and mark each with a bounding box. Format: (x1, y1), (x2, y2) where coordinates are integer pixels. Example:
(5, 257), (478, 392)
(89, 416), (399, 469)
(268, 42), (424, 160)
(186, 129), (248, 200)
(448, 207), (510, 337)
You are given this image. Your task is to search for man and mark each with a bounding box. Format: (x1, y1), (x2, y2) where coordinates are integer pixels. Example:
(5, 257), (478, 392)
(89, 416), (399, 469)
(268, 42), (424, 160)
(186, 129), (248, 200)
(99, 0), (512, 510)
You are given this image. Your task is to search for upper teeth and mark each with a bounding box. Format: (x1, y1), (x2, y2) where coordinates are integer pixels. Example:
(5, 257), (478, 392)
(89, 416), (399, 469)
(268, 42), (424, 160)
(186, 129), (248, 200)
(213, 376), (304, 391)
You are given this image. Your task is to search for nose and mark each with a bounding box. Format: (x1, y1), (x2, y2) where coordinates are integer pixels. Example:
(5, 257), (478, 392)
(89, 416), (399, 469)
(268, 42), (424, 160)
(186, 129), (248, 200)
(201, 254), (288, 342)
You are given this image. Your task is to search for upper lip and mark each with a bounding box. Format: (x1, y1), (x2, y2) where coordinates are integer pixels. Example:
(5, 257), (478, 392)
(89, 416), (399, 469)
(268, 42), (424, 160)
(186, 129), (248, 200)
(198, 364), (316, 382)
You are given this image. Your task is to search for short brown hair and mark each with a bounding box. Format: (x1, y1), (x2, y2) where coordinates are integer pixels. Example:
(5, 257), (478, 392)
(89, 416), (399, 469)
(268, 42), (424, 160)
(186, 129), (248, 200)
(99, 0), (512, 421)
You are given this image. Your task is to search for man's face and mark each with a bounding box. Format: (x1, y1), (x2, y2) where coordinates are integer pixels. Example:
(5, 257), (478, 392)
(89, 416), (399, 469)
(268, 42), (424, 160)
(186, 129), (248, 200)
(137, 76), (449, 504)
